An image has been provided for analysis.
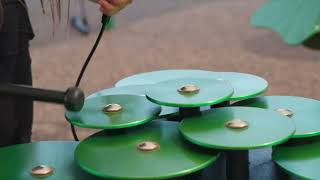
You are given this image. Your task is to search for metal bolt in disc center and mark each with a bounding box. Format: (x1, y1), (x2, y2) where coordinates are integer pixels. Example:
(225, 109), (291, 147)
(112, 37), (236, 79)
(137, 141), (160, 151)
(275, 108), (293, 117)
(225, 119), (249, 129)
(30, 165), (54, 177)
(103, 104), (123, 113)
(178, 84), (200, 94)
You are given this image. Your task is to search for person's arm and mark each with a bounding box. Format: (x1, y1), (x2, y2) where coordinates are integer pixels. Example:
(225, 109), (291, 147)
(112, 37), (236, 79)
(98, 0), (133, 16)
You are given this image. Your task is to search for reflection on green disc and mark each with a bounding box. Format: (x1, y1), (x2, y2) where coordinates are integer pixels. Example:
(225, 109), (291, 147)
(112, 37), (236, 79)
(75, 120), (219, 179)
(273, 137), (320, 179)
(146, 78), (234, 107)
(65, 95), (161, 129)
(180, 107), (295, 150)
(234, 96), (320, 138)
(0, 141), (103, 180)
(87, 85), (179, 117)
(115, 69), (268, 101)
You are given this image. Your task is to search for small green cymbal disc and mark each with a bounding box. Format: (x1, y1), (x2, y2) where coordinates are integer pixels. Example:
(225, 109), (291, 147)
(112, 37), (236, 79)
(115, 69), (268, 101)
(87, 85), (179, 117)
(87, 84), (151, 99)
(234, 96), (320, 138)
(0, 141), (103, 180)
(273, 137), (320, 179)
(65, 95), (161, 129)
(146, 78), (234, 108)
(75, 120), (219, 179)
(210, 72), (268, 101)
(180, 107), (295, 150)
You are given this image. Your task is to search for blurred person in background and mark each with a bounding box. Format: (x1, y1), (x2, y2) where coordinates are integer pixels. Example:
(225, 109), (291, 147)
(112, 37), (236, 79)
(71, 0), (91, 34)
(0, 0), (133, 147)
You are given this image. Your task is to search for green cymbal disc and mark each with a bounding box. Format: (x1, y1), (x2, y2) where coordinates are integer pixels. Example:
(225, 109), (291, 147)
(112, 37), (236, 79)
(146, 78), (234, 108)
(0, 141), (103, 180)
(234, 96), (320, 138)
(180, 107), (295, 150)
(75, 120), (219, 179)
(210, 72), (268, 101)
(115, 69), (268, 101)
(251, 0), (320, 46)
(87, 85), (179, 117)
(65, 95), (161, 129)
(273, 137), (320, 179)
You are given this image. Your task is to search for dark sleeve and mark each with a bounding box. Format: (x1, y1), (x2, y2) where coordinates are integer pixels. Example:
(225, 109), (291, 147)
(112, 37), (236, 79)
(0, 0), (34, 57)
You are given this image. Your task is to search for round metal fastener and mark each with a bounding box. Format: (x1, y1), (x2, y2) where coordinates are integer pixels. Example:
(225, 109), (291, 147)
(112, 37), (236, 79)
(30, 165), (54, 177)
(225, 119), (249, 129)
(137, 141), (160, 151)
(178, 84), (200, 94)
(103, 104), (123, 113)
(275, 108), (294, 117)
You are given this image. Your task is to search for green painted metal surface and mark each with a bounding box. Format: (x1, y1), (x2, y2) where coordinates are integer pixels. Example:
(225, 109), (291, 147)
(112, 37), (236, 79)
(75, 120), (219, 179)
(252, 0), (320, 46)
(87, 85), (179, 117)
(105, 16), (115, 30)
(115, 69), (268, 101)
(180, 107), (295, 150)
(0, 141), (103, 180)
(146, 78), (233, 108)
(65, 94), (161, 129)
(273, 137), (320, 179)
(234, 96), (320, 138)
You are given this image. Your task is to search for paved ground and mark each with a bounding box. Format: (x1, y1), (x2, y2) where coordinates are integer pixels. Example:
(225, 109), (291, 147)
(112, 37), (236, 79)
(27, 0), (320, 141)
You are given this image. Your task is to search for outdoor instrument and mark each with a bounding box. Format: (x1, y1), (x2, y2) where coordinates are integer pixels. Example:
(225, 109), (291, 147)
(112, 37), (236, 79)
(2, 0), (320, 179)
(64, 68), (320, 179)
(249, 1), (320, 177)
(3, 67), (319, 179)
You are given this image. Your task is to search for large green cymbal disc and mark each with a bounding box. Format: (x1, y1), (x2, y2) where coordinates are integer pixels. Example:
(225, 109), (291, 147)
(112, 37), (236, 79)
(234, 96), (320, 138)
(180, 107), (295, 150)
(251, 0), (320, 46)
(0, 141), (103, 180)
(273, 137), (320, 179)
(87, 85), (179, 117)
(115, 69), (268, 101)
(146, 78), (234, 108)
(75, 120), (219, 179)
(65, 95), (161, 129)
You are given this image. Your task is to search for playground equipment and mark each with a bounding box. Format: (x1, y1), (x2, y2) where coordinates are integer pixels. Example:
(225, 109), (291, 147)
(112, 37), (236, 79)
(1, 1), (319, 179)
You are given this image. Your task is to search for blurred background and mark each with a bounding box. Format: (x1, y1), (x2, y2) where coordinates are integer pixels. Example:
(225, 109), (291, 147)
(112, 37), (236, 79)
(28, 0), (320, 141)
